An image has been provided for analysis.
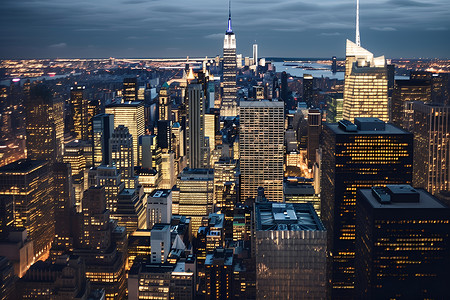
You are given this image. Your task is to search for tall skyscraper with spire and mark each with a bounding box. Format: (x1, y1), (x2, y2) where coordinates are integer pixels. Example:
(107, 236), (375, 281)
(343, 0), (388, 122)
(221, 1), (238, 117)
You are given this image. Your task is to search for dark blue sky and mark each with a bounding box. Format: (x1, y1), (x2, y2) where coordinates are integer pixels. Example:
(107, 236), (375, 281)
(0, 0), (449, 59)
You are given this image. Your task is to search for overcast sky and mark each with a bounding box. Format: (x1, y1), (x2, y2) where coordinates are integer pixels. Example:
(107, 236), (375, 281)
(0, 0), (449, 59)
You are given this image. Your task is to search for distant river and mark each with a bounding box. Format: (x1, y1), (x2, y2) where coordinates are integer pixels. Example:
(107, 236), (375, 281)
(272, 61), (408, 80)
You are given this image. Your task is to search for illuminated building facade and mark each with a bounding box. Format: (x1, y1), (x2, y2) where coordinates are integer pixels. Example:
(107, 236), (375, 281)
(105, 101), (145, 165)
(221, 4), (238, 117)
(254, 202), (327, 299)
(391, 79), (431, 128)
(110, 125), (135, 187)
(89, 165), (124, 214)
(63, 140), (87, 212)
(25, 84), (63, 162)
(177, 168), (214, 236)
(356, 186), (450, 299)
(326, 93), (343, 123)
(205, 248), (233, 300)
(0, 159), (54, 261)
(343, 40), (388, 122)
(283, 179), (320, 215)
(71, 85), (89, 140)
(240, 100), (284, 202)
(321, 118), (413, 297)
(147, 189), (172, 230)
(412, 102), (450, 195)
(303, 74), (314, 107)
(123, 77), (138, 102)
(307, 109), (321, 167)
(159, 82), (171, 121)
(213, 158), (237, 209)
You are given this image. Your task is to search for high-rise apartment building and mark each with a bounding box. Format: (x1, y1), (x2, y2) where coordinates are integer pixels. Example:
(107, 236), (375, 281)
(254, 202), (327, 299)
(356, 186), (450, 299)
(0, 159), (54, 261)
(343, 40), (388, 122)
(71, 85), (89, 140)
(105, 101), (145, 165)
(240, 100), (284, 202)
(221, 4), (238, 117)
(321, 118), (413, 298)
(412, 102), (450, 195)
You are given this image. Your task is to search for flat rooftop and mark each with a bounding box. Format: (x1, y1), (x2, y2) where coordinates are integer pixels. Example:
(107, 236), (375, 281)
(255, 202), (325, 231)
(327, 118), (409, 135)
(0, 159), (47, 174)
(359, 185), (447, 209)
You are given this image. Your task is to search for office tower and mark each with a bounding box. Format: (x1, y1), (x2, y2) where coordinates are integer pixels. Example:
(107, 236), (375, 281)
(391, 78), (431, 127)
(110, 125), (134, 186)
(321, 118), (413, 297)
(326, 93), (344, 122)
(25, 84), (63, 162)
(254, 202), (327, 299)
(213, 158), (237, 209)
(16, 256), (94, 299)
(280, 71), (290, 103)
(127, 229), (152, 268)
(303, 74), (314, 107)
(76, 186), (126, 300)
(332, 56), (337, 73)
(105, 101), (145, 165)
(160, 152), (176, 189)
(92, 113), (114, 167)
(240, 100), (284, 202)
(63, 140), (87, 212)
(412, 102), (450, 195)
(187, 84), (208, 168)
(159, 82), (171, 120)
(157, 120), (172, 151)
(0, 159), (54, 261)
(87, 99), (100, 141)
(71, 85), (89, 140)
(147, 189), (172, 229)
(283, 178), (321, 215)
(177, 168), (214, 236)
(205, 113), (218, 155)
(343, 40), (388, 122)
(221, 2), (238, 117)
(123, 77), (138, 102)
(253, 43), (258, 66)
(0, 256), (16, 299)
(89, 165), (124, 212)
(355, 186), (450, 299)
(432, 73), (450, 105)
(307, 109), (321, 167)
(50, 163), (77, 258)
(205, 247), (234, 300)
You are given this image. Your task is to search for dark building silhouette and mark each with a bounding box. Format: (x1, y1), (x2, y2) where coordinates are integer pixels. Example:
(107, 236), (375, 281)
(307, 109), (321, 168)
(355, 185), (450, 299)
(123, 77), (138, 102)
(321, 118), (413, 298)
(332, 56), (337, 73)
(303, 74), (314, 107)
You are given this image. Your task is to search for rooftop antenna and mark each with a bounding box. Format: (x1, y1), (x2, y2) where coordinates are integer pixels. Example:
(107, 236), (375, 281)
(226, 0), (233, 33)
(356, 0), (361, 46)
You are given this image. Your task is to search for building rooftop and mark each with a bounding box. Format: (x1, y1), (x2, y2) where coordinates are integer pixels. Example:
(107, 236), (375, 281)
(359, 185), (448, 209)
(255, 202), (325, 231)
(240, 99), (284, 108)
(150, 189), (171, 198)
(105, 101), (143, 108)
(0, 159), (47, 174)
(328, 118), (409, 135)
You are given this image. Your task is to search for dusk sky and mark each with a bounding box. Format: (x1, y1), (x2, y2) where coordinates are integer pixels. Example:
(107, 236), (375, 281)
(1, 0), (449, 59)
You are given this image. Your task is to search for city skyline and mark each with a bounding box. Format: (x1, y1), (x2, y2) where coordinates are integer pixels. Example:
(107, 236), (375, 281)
(0, 0), (449, 59)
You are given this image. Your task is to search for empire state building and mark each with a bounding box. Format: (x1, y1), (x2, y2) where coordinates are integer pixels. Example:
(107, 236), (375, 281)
(221, 3), (238, 117)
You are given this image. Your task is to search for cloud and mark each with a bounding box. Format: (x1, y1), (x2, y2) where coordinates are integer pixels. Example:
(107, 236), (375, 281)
(426, 27), (447, 31)
(320, 32), (341, 36)
(370, 26), (397, 31)
(204, 33), (223, 39)
(49, 42), (67, 48)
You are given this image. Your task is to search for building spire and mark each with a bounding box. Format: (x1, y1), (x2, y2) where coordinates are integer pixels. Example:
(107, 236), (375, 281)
(226, 0), (233, 33)
(356, 0), (361, 46)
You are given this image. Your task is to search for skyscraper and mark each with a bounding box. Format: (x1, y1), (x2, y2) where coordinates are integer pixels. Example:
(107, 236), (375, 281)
(105, 101), (145, 165)
(110, 125), (134, 187)
(412, 102), (450, 195)
(307, 109), (321, 168)
(0, 159), (54, 261)
(332, 56), (337, 73)
(159, 82), (171, 121)
(252, 43), (258, 67)
(356, 186), (450, 299)
(92, 113), (114, 167)
(321, 118), (413, 297)
(240, 100), (284, 202)
(71, 85), (89, 140)
(303, 74), (314, 107)
(25, 84), (63, 162)
(123, 77), (138, 102)
(187, 84), (208, 169)
(221, 2), (238, 117)
(343, 40), (388, 122)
